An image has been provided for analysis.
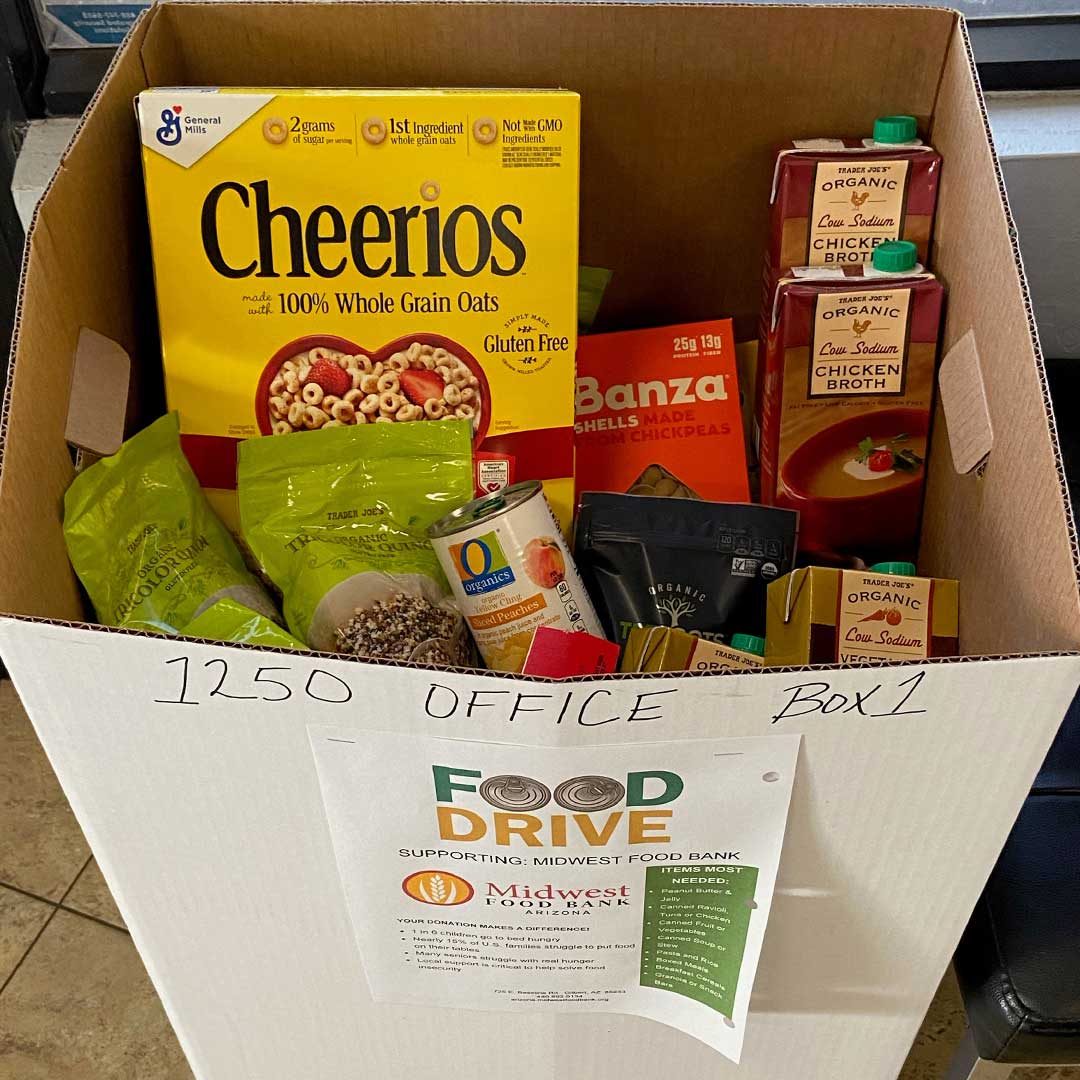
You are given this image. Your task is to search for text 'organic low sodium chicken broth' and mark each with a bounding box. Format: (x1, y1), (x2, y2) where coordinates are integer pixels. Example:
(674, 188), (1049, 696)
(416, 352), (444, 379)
(757, 241), (944, 562)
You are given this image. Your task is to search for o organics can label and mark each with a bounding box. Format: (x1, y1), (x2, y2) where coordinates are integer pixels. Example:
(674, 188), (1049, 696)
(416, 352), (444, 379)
(428, 481), (604, 672)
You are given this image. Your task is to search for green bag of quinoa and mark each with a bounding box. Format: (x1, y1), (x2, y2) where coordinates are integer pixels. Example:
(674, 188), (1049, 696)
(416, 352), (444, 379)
(63, 413), (277, 635)
(179, 598), (305, 649)
(238, 420), (474, 660)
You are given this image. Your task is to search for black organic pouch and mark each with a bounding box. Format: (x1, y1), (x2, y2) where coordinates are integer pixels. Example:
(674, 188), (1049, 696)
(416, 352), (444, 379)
(574, 494), (798, 645)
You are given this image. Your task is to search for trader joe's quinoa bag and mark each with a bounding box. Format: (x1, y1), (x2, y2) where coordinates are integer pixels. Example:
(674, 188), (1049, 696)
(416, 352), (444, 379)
(63, 413), (277, 635)
(238, 420), (474, 660)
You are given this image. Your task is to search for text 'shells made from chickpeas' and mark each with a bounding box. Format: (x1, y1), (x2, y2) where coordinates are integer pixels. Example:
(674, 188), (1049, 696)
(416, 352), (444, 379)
(137, 89), (580, 533)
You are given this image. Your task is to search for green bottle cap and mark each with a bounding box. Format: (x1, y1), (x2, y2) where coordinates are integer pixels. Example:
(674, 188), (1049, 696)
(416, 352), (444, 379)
(731, 633), (766, 657)
(874, 115), (918, 144)
(870, 561), (917, 576)
(872, 240), (918, 273)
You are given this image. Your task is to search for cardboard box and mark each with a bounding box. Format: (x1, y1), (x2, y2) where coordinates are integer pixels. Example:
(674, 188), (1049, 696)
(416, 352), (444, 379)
(137, 87), (579, 530)
(2, 5), (1079, 1080)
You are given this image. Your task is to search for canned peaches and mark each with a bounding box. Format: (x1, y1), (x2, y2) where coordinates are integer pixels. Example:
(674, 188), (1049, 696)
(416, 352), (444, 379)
(428, 481), (603, 672)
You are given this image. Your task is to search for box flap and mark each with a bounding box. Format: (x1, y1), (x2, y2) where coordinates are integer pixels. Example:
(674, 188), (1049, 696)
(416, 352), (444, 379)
(938, 329), (993, 475)
(0, 7), (157, 621)
(65, 328), (131, 456)
(920, 28), (1080, 652)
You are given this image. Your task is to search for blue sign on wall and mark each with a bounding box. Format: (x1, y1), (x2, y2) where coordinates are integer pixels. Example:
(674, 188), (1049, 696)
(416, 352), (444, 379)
(47, 3), (150, 45)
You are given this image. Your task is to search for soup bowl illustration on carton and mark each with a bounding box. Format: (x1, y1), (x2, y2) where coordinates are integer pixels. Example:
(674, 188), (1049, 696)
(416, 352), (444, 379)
(256, 332), (490, 441)
(779, 407), (929, 552)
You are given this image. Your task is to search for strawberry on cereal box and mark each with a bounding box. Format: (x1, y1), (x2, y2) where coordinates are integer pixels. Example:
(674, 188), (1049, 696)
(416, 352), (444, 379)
(307, 358), (351, 399)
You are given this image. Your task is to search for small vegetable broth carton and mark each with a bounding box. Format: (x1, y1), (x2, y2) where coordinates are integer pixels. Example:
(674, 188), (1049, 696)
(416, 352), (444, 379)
(757, 241), (944, 562)
(137, 88), (580, 531)
(765, 563), (958, 666)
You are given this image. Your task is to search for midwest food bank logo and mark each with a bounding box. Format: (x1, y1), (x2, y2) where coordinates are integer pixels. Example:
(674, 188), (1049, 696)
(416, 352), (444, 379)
(432, 766), (684, 847)
(449, 532), (515, 595)
(402, 870), (474, 906)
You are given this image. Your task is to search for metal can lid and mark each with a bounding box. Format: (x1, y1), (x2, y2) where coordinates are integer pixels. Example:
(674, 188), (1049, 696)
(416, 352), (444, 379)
(426, 480), (544, 540)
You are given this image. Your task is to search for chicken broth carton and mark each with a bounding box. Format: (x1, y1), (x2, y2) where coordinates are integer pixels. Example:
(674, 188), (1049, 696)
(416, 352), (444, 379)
(757, 241), (944, 562)
(767, 116), (941, 276)
(137, 88), (580, 530)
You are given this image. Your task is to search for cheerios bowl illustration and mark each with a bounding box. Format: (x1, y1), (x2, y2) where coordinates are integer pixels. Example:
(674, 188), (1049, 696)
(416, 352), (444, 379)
(255, 332), (490, 443)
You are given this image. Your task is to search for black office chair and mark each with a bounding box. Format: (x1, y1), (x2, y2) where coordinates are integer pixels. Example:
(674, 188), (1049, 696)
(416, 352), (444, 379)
(948, 360), (1080, 1079)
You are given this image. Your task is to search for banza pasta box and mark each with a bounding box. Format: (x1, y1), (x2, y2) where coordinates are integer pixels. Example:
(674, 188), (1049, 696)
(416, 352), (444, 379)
(137, 89), (580, 531)
(574, 320), (749, 508)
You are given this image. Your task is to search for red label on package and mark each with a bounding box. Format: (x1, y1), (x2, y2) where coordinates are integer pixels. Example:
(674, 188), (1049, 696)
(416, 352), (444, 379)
(522, 626), (620, 678)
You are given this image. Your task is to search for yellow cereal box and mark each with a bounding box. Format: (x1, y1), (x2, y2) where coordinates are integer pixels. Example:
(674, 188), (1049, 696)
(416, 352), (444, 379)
(137, 88), (580, 530)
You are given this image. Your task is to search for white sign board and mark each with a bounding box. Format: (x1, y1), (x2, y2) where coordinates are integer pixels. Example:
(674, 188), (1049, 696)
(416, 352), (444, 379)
(309, 729), (799, 1062)
(1, 619), (1078, 1080)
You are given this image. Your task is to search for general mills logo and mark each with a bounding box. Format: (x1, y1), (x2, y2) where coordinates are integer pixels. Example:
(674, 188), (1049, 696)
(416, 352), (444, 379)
(156, 106), (183, 146)
(449, 532), (515, 596)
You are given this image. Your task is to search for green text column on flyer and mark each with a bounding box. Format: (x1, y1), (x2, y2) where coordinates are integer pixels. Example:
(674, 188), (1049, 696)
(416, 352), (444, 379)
(640, 864), (758, 1017)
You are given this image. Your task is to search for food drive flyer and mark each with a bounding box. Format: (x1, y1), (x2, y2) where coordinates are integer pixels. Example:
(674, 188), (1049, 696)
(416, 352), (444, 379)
(308, 730), (800, 1062)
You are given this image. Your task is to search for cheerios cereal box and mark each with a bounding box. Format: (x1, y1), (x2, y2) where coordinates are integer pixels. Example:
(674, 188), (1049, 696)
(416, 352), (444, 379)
(137, 88), (580, 531)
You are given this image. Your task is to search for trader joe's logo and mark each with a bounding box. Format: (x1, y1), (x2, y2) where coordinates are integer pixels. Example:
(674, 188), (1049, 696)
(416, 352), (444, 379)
(402, 870), (475, 906)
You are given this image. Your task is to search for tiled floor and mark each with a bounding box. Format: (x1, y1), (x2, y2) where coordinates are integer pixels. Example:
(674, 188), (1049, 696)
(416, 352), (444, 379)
(0, 676), (1077, 1079)
(0, 680), (193, 1079)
